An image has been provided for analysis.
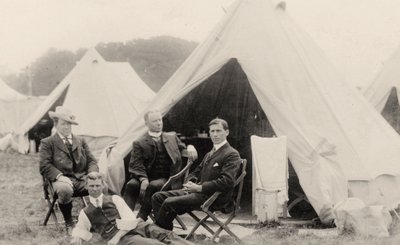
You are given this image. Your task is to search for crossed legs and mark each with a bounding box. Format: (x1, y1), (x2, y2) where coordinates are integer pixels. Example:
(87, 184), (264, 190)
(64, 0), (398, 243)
(152, 190), (209, 230)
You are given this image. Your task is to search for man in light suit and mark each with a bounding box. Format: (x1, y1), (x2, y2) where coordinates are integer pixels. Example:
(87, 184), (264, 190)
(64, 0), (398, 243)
(123, 110), (197, 221)
(152, 118), (241, 230)
(39, 106), (98, 230)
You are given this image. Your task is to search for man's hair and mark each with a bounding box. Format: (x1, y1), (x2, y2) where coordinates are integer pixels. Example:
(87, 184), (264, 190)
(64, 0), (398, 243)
(87, 172), (105, 184)
(209, 118), (229, 130)
(144, 110), (161, 123)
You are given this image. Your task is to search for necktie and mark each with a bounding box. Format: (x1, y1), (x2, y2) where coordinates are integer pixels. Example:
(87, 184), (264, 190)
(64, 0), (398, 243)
(96, 198), (100, 208)
(210, 147), (216, 156)
(64, 137), (77, 171)
(64, 137), (72, 151)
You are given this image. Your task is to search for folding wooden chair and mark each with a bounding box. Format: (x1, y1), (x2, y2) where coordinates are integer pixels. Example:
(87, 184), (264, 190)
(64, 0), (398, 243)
(42, 177), (88, 226)
(42, 176), (59, 226)
(148, 159), (194, 230)
(185, 159), (247, 244)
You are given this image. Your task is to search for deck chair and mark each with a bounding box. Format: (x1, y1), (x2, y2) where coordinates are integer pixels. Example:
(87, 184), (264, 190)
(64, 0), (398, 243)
(42, 176), (88, 226)
(184, 159), (247, 244)
(148, 159), (194, 230)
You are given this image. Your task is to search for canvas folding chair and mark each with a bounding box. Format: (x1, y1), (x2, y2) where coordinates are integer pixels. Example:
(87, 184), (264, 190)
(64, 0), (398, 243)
(42, 176), (88, 226)
(184, 159), (247, 244)
(148, 159), (195, 230)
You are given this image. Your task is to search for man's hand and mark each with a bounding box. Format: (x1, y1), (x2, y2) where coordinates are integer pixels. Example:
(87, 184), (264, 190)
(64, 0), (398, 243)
(57, 175), (73, 187)
(70, 236), (82, 245)
(187, 145), (198, 161)
(183, 181), (202, 193)
(139, 179), (149, 199)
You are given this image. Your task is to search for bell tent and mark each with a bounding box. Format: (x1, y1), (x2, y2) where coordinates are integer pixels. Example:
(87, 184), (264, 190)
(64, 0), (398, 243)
(99, 0), (400, 220)
(0, 48), (155, 155)
(0, 79), (45, 137)
(364, 46), (400, 134)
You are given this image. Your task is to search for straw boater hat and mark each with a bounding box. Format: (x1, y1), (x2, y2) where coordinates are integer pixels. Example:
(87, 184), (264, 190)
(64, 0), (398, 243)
(48, 106), (78, 125)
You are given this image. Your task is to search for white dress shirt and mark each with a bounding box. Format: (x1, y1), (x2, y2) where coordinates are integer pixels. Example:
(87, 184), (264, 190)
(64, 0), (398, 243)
(57, 132), (72, 144)
(148, 131), (162, 138)
(213, 140), (227, 152)
(71, 194), (140, 242)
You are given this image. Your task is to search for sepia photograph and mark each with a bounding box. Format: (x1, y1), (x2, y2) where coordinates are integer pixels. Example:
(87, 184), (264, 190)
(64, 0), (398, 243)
(1, 0), (400, 244)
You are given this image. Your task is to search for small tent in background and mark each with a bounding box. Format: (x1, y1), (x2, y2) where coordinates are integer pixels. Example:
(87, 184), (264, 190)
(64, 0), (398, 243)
(0, 78), (27, 100)
(364, 46), (400, 134)
(99, 0), (400, 221)
(0, 48), (155, 156)
(0, 78), (45, 137)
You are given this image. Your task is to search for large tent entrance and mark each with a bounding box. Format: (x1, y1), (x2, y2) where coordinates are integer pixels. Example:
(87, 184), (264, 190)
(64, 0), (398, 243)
(160, 58), (314, 217)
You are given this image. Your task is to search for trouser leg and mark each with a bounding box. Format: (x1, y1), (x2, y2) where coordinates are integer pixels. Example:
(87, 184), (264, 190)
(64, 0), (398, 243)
(123, 178), (140, 211)
(152, 190), (208, 230)
(138, 178), (166, 220)
(127, 221), (195, 245)
(117, 234), (164, 245)
(52, 179), (74, 223)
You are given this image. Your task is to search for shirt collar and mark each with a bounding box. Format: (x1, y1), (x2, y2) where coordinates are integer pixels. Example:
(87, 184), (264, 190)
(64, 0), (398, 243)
(57, 132), (72, 140)
(213, 140), (227, 151)
(89, 193), (103, 207)
(148, 131), (162, 138)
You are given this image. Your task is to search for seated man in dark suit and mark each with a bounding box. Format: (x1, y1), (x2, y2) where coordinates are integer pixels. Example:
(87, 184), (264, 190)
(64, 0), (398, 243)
(152, 118), (241, 230)
(39, 106), (99, 230)
(123, 110), (198, 221)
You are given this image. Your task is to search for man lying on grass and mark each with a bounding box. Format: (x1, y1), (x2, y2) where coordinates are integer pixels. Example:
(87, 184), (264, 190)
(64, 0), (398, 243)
(71, 172), (193, 245)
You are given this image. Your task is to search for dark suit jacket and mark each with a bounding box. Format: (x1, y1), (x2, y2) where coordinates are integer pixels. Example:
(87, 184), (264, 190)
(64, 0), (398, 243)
(186, 142), (240, 208)
(39, 133), (98, 181)
(128, 132), (188, 186)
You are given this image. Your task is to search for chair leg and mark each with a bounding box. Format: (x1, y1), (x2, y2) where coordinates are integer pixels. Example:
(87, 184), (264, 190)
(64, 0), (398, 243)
(175, 216), (187, 230)
(43, 196), (58, 226)
(185, 212), (213, 240)
(207, 212), (243, 244)
(211, 213), (236, 241)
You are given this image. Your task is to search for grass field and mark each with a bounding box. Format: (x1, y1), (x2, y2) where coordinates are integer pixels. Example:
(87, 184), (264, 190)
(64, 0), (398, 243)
(1, 151), (400, 245)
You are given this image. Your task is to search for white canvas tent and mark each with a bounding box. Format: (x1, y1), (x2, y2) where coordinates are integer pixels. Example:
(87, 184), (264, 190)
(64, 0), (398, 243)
(364, 46), (400, 133)
(0, 48), (155, 155)
(0, 78), (45, 136)
(99, 0), (400, 219)
(0, 78), (26, 100)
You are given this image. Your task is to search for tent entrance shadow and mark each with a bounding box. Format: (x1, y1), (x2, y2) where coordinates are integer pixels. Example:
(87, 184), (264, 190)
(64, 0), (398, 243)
(157, 58), (316, 219)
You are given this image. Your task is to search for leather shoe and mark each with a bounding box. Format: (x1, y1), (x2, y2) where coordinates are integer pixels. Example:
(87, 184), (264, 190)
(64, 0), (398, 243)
(65, 219), (75, 235)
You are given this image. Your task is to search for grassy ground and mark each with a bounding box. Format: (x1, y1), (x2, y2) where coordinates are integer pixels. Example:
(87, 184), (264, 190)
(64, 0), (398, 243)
(1, 151), (400, 245)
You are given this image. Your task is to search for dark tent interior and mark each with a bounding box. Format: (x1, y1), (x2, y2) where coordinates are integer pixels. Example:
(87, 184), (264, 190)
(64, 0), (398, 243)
(28, 87), (70, 152)
(382, 87), (400, 134)
(159, 58), (316, 218)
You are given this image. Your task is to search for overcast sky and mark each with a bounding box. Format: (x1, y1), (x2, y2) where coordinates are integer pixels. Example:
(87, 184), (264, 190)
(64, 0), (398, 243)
(0, 0), (232, 73)
(1, 0), (400, 87)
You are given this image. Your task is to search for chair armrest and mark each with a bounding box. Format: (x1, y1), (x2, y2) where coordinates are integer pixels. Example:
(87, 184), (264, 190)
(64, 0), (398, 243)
(201, 191), (222, 212)
(161, 160), (193, 191)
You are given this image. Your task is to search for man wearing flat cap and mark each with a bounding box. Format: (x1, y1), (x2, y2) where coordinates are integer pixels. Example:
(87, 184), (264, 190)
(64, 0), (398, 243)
(39, 106), (99, 231)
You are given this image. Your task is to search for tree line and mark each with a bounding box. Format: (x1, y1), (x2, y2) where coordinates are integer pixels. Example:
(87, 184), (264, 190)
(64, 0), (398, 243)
(3, 36), (197, 96)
